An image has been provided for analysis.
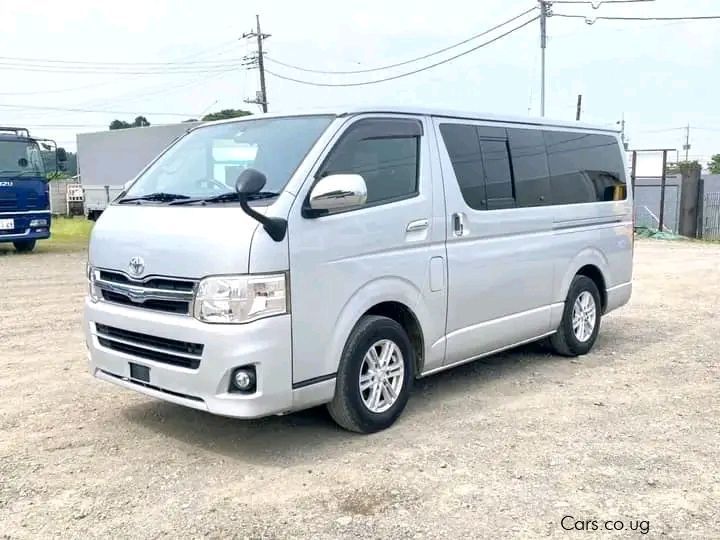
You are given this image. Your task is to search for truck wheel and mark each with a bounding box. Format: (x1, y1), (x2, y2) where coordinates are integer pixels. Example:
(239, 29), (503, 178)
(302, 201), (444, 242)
(328, 315), (414, 433)
(13, 240), (36, 253)
(550, 275), (602, 357)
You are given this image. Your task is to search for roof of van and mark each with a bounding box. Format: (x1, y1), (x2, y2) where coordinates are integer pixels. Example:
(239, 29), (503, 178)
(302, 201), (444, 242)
(201, 105), (620, 133)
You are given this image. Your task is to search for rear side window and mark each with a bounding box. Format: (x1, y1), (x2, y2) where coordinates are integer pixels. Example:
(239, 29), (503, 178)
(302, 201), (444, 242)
(507, 128), (551, 207)
(320, 118), (421, 205)
(544, 131), (626, 204)
(439, 123), (514, 210)
(439, 124), (486, 209)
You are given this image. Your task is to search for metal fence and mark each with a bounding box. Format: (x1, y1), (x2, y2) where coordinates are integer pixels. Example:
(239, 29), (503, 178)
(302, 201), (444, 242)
(703, 192), (720, 240)
(633, 176), (681, 234)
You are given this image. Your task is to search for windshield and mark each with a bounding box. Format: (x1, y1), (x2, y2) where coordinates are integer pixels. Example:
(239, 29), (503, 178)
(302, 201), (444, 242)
(0, 140), (46, 177)
(123, 115), (334, 201)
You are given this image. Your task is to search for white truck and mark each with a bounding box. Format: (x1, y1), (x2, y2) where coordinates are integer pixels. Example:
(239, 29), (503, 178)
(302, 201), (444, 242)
(77, 122), (201, 220)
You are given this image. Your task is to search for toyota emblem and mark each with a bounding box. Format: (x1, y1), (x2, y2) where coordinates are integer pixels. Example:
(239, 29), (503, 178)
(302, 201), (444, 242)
(128, 256), (145, 277)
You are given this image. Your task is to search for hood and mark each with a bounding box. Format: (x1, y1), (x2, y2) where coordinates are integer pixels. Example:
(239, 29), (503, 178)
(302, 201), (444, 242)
(0, 176), (49, 212)
(89, 204), (266, 279)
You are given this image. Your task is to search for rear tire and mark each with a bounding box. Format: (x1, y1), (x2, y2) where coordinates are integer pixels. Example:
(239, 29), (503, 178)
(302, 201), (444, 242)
(550, 275), (602, 357)
(13, 240), (36, 253)
(327, 315), (414, 433)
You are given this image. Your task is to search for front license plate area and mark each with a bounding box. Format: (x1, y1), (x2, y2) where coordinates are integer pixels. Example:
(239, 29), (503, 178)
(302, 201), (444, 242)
(0, 219), (14, 230)
(129, 363), (150, 382)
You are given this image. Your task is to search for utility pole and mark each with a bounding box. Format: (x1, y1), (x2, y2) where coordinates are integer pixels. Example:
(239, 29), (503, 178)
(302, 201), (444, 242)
(242, 15), (270, 112)
(575, 94), (582, 121)
(539, 1), (551, 117)
(617, 114), (628, 150)
(683, 123), (691, 161)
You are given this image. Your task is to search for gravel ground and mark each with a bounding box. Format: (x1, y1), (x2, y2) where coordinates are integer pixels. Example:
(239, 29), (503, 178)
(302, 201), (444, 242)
(1, 239), (718, 539)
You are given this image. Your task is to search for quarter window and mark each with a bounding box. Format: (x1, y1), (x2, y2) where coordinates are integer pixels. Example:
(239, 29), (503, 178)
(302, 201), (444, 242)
(544, 131), (626, 204)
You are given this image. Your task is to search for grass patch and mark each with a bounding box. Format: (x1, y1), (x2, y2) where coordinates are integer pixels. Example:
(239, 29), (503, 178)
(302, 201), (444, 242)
(0, 216), (92, 256)
(40, 216), (93, 252)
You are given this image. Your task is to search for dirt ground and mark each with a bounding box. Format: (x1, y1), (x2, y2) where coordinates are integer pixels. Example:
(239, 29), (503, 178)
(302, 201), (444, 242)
(1, 239), (718, 539)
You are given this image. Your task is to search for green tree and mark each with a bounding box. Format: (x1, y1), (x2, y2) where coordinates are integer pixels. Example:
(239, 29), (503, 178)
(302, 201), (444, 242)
(665, 160), (701, 175)
(109, 119), (132, 130)
(201, 109), (252, 122)
(707, 154), (720, 174)
(109, 116), (151, 130)
(133, 116), (150, 127)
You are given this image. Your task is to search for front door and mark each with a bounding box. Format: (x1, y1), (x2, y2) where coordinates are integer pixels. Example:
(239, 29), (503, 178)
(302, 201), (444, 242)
(433, 118), (555, 366)
(287, 115), (448, 386)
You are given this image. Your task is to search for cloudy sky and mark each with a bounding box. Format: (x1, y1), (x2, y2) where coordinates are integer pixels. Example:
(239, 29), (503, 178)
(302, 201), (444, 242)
(2, 0), (719, 163)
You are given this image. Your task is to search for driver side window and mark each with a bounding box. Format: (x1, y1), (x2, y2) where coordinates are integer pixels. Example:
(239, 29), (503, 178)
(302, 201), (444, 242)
(319, 118), (422, 206)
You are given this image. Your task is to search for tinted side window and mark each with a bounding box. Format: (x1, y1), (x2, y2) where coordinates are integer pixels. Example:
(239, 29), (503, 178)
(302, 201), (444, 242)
(544, 131), (626, 204)
(507, 128), (551, 207)
(321, 119), (420, 205)
(439, 123), (486, 210)
(479, 139), (514, 210)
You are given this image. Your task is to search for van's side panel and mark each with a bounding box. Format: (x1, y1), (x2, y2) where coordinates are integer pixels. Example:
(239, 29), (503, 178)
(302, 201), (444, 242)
(286, 114), (447, 386)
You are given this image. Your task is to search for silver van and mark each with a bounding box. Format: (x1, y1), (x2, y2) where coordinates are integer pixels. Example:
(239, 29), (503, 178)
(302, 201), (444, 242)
(84, 107), (633, 433)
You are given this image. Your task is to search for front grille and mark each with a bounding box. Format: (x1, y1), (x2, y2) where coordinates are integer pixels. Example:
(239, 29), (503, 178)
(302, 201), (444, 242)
(26, 193), (41, 209)
(95, 323), (203, 369)
(101, 290), (189, 314)
(95, 269), (196, 315)
(99, 271), (195, 292)
(0, 199), (16, 209)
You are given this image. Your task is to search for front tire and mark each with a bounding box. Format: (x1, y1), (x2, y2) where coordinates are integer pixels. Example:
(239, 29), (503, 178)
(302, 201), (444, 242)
(13, 240), (36, 253)
(328, 315), (414, 433)
(550, 275), (602, 357)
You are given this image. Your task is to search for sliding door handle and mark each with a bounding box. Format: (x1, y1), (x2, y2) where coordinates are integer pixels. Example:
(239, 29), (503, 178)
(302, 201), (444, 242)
(452, 213), (465, 236)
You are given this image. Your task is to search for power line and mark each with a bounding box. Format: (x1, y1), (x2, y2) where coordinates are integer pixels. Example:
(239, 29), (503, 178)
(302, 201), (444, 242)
(0, 43), (243, 67)
(265, 16), (538, 87)
(0, 62), (242, 75)
(551, 0), (654, 5)
(552, 13), (720, 21)
(264, 6), (538, 75)
(0, 103), (198, 116)
(0, 41), (240, 96)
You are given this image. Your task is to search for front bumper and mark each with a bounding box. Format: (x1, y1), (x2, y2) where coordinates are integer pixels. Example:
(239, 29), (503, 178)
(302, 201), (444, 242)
(84, 298), (296, 418)
(0, 211), (51, 241)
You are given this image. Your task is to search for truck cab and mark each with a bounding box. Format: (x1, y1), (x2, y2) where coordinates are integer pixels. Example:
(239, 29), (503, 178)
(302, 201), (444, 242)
(0, 127), (66, 252)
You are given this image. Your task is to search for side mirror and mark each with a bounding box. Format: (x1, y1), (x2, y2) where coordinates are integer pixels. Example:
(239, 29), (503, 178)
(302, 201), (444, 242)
(234, 168), (287, 242)
(57, 148), (68, 162)
(235, 167), (266, 194)
(307, 174), (367, 215)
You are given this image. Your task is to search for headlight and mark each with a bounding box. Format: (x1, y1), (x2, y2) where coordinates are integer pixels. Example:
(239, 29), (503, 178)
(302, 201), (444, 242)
(87, 264), (100, 303)
(193, 274), (287, 324)
(30, 218), (48, 227)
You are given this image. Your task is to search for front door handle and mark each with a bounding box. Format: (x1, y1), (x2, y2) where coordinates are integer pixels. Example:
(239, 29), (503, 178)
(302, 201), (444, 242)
(452, 213), (465, 236)
(406, 219), (429, 233)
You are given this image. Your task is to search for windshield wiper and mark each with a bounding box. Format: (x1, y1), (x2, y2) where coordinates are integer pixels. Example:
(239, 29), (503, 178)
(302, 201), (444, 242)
(118, 192), (190, 204)
(168, 191), (279, 205)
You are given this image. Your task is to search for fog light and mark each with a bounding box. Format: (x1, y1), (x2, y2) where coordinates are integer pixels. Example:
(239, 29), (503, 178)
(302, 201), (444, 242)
(30, 218), (48, 227)
(231, 367), (256, 393)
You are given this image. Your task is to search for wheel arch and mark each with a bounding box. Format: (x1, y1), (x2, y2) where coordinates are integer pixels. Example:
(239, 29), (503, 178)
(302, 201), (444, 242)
(325, 277), (428, 380)
(558, 249), (609, 312)
(364, 301), (424, 377)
